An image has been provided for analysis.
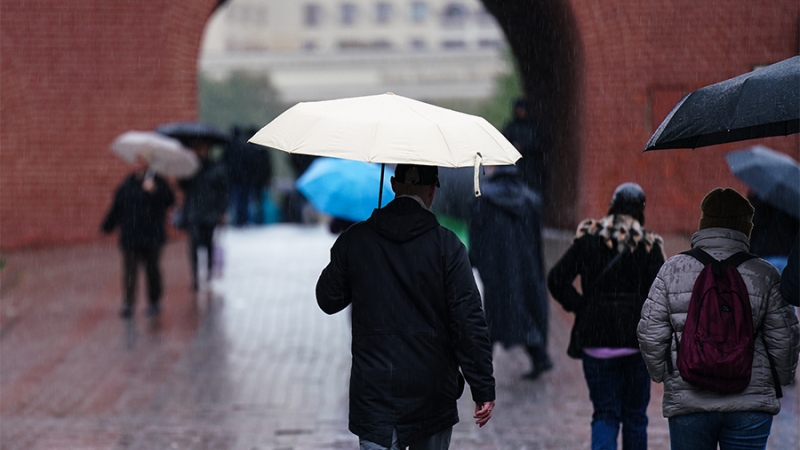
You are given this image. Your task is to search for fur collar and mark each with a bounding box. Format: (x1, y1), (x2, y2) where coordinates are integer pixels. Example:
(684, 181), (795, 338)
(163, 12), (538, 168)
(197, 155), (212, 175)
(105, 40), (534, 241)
(575, 214), (664, 255)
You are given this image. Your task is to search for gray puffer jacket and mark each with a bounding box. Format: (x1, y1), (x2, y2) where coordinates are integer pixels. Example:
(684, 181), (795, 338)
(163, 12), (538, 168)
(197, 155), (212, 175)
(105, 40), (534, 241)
(637, 227), (800, 418)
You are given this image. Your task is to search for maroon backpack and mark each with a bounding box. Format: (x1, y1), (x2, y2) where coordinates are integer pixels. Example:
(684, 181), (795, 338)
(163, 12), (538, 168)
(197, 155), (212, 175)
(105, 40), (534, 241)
(676, 248), (757, 394)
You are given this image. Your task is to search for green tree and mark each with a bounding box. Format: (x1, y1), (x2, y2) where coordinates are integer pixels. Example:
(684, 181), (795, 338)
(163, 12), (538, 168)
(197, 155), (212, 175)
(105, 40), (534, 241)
(198, 71), (286, 131)
(477, 50), (523, 130)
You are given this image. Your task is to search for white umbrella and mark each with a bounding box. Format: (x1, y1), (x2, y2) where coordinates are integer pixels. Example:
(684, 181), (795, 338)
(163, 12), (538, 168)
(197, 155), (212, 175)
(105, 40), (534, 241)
(111, 131), (200, 177)
(248, 92), (521, 196)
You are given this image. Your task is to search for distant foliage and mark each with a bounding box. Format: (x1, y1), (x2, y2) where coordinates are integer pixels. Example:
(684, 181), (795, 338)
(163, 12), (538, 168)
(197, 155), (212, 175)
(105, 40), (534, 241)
(198, 71), (286, 131)
(477, 50), (523, 129)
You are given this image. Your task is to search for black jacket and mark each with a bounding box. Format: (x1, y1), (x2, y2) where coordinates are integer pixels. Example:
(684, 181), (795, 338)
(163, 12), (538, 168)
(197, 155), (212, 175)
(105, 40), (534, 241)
(316, 197), (495, 447)
(469, 170), (548, 349)
(101, 173), (175, 248)
(547, 215), (665, 358)
(178, 159), (230, 227)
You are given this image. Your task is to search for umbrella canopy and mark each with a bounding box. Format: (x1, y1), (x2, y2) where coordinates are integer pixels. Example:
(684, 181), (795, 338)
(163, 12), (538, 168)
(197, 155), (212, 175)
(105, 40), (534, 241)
(725, 145), (800, 218)
(110, 131), (200, 177)
(156, 121), (230, 146)
(645, 55), (800, 151)
(296, 157), (394, 222)
(249, 92), (521, 168)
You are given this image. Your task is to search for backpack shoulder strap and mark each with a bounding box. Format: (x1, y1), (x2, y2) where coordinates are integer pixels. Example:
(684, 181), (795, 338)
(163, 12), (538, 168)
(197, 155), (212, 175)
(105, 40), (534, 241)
(681, 247), (716, 266)
(723, 251), (758, 268)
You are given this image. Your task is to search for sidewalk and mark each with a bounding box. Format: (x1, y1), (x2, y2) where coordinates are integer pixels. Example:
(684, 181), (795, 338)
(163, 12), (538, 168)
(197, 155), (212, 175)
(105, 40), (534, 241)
(1, 225), (797, 449)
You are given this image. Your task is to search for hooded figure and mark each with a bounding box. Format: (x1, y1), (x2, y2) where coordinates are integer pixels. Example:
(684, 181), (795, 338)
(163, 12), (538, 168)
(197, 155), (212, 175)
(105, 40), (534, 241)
(316, 164), (496, 449)
(469, 165), (552, 379)
(548, 182), (666, 450)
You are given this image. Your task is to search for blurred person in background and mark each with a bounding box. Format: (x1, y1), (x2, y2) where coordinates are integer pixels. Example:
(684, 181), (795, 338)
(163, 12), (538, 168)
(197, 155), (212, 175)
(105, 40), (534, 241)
(102, 156), (175, 318)
(225, 126), (273, 226)
(178, 138), (229, 291)
(470, 165), (552, 380)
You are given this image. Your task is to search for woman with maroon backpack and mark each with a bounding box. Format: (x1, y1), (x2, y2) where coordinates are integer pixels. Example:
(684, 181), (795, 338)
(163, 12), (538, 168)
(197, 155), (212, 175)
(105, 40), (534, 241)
(638, 188), (800, 450)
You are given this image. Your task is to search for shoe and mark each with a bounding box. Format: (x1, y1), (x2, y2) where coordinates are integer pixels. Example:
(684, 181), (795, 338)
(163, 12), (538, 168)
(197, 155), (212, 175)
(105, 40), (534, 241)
(146, 304), (161, 318)
(522, 359), (554, 380)
(119, 305), (133, 319)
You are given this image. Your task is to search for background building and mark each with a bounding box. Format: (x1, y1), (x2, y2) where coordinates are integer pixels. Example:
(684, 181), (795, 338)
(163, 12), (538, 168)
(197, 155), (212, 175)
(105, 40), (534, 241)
(199, 0), (509, 103)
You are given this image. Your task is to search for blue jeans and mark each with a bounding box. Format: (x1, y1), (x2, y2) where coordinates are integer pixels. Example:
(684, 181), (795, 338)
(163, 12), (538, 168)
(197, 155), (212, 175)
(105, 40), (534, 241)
(359, 427), (452, 450)
(668, 411), (773, 450)
(582, 352), (651, 450)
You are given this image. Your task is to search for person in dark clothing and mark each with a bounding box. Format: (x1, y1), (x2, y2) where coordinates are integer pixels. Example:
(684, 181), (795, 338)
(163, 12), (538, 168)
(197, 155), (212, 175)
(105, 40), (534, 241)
(747, 193), (799, 273)
(102, 157), (175, 318)
(178, 139), (230, 290)
(224, 126), (272, 226)
(501, 97), (549, 195)
(781, 234), (800, 306)
(547, 182), (665, 450)
(316, 164), (496, 450)
(469, 165), (552, 380)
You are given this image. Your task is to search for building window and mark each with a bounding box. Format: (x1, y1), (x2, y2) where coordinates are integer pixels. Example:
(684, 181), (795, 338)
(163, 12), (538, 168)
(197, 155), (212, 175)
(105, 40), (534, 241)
(304, 4), (322, 27)
(478, 39), (504, 49)
(411, 2), (429, 23)
(441, 39), (466, 49)
(410, 39), (427, 50)
(341, 3), (358, 25)
(376, 2), (393, 23)
(441, 2), (468, 26)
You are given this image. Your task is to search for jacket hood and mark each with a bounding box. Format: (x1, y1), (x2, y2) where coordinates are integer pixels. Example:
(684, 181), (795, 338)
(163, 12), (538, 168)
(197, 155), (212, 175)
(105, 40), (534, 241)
(690, 227), (750, 257)
(480, 172), (538, 218)
(368, 197), (439, 243)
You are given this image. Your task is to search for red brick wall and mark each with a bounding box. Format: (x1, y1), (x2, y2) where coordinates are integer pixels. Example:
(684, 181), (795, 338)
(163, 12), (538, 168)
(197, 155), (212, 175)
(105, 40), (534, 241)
(1, 1), (798, 250)
(569, 0), (799, 235)
(0, 1), (220, 250)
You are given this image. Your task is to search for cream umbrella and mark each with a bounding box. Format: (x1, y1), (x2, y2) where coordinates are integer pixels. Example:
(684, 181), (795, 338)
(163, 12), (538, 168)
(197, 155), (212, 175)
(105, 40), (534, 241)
(111, 131), (200, 178)
(249, 92), (521, 200)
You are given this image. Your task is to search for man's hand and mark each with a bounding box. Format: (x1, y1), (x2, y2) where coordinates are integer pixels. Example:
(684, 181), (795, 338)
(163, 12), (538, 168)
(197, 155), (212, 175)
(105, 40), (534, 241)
(473, 400), (495, 427)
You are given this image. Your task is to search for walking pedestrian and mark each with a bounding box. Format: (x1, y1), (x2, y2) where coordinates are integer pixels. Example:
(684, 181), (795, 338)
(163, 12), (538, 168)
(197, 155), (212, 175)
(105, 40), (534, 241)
(470, 165), (552, 379)
(501, 97), (549, 195)
(747, 193), (798, 272)
(316, 164), (496, 450)
(637, 187), (800, 450)
(101, 156), (175, 318)
(781, 233), (799, 306)
(548, 182), (665, 450)
(178, 138), (230, 290)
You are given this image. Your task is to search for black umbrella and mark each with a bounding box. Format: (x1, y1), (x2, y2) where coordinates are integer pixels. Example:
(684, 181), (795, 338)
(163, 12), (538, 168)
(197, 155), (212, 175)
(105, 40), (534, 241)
(156, 121), (230, 146)
(725, 145), (800, 218)
(645, 55), (799, 151)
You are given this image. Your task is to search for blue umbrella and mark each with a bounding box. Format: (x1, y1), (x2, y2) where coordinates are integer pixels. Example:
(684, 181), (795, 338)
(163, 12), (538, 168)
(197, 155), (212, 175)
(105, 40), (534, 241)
(725, 145), (800, 218)
(297, 158), (395, 222)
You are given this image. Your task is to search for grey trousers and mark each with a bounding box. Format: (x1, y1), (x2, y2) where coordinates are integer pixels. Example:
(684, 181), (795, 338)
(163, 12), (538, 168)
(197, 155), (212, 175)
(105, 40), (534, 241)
(359, 427), (452, 450)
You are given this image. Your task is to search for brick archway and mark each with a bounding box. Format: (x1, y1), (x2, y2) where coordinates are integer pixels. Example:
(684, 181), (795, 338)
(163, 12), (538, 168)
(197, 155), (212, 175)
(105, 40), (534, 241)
(483, 0), (583, 229)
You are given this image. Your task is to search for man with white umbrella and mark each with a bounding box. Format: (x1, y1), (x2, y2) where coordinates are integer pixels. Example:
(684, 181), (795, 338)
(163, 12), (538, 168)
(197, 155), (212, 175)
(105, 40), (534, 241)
(102, 155), (175, 318)
(316, 164), (496, 450)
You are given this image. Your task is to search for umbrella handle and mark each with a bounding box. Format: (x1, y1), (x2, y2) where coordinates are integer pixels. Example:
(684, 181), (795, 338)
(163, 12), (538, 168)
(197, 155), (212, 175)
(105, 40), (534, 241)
(474, 153), (482, 197)
(378, 163), (385, 208)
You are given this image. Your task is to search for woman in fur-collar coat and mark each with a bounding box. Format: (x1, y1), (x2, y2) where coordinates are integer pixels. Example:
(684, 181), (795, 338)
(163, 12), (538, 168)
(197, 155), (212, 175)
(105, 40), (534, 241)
(548, 183), (665, 450)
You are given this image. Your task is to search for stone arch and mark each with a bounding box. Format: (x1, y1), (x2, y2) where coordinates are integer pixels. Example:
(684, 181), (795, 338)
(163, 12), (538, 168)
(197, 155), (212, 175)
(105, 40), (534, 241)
(482, 0), (583, 228)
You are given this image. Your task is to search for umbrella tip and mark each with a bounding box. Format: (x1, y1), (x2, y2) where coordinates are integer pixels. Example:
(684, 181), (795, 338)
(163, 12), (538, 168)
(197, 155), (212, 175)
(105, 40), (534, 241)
(385, 92), (395, 95)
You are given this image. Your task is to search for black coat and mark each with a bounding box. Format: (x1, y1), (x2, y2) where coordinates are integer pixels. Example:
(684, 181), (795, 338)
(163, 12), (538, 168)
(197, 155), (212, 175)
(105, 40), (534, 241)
(178, 159), (230, 227)
(547, 215), (665, 358)
(469, 170), (548, 349)
(316, 197), (495, 447)
(101, 173), (175, 248)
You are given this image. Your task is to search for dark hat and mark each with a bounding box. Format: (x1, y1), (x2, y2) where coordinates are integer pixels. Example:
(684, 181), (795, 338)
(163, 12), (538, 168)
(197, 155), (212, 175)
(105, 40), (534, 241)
(610, 182), (646, 209)
(698, 188), (754, 237)
(394, 164), (440, 187)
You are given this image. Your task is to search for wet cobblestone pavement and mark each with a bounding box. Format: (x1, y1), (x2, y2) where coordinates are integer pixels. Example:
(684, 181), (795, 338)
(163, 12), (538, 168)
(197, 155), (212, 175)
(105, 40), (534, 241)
(1, 225), (797, 449)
